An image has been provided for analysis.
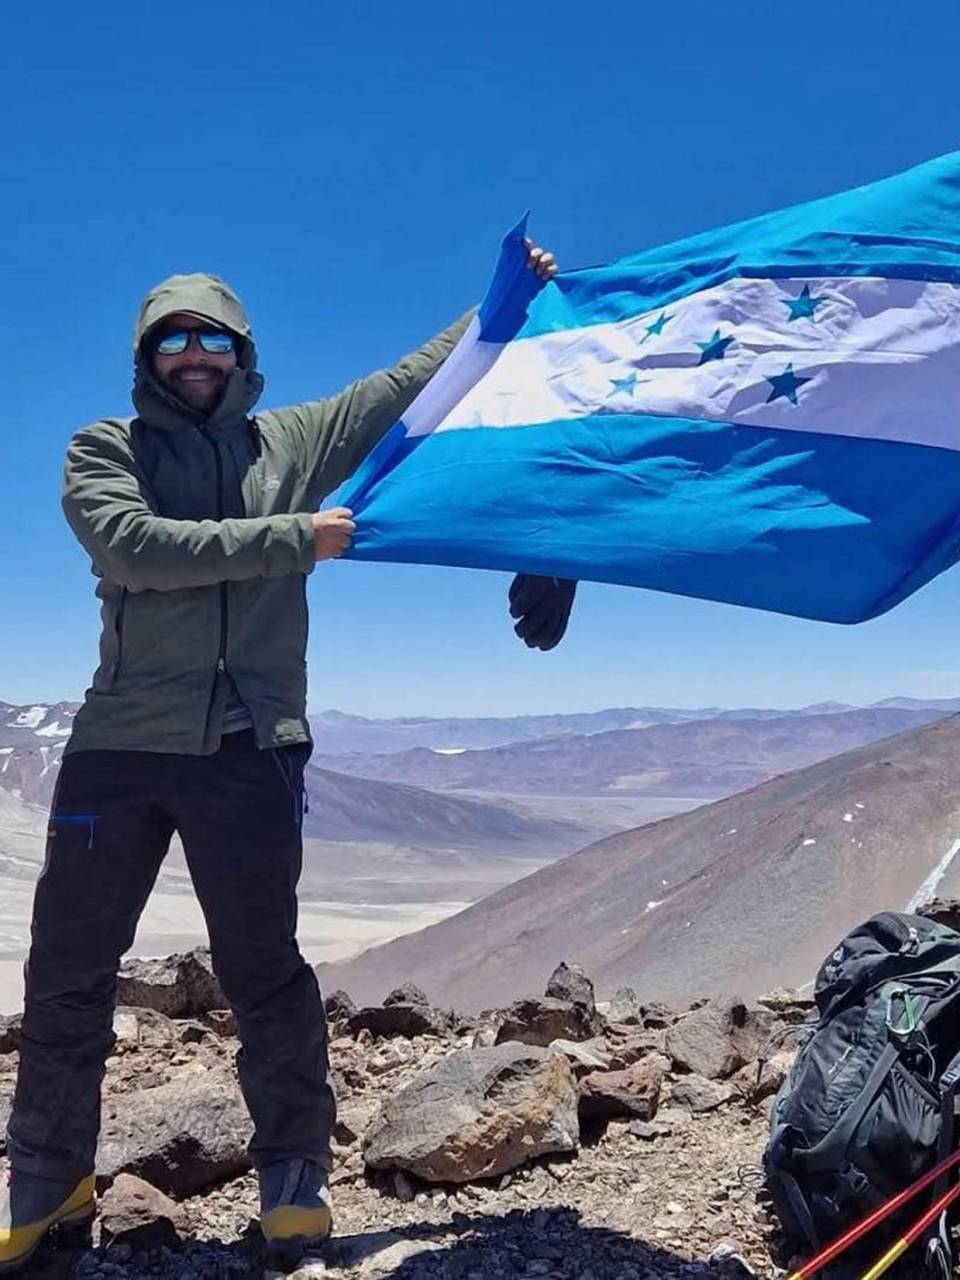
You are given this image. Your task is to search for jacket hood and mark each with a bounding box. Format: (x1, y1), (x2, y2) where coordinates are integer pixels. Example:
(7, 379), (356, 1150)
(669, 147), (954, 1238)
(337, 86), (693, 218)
(132, 273), (265, 431)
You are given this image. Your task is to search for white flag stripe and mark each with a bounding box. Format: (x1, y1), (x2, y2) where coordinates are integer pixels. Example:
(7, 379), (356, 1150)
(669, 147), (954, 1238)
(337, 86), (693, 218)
(420, 277), (960, 453)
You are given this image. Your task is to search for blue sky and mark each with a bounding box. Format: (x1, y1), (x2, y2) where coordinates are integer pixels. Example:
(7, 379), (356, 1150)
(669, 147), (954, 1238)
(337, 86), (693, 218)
(3, 1), (960, 717)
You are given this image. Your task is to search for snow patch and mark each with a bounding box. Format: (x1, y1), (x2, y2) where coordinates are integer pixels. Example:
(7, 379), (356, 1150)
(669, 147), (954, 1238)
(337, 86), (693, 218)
(725, 828), (738, 836)
(35, 721), (70, 738)
(6, 706), (47, 729)
(843, 813), (854, 823)
(802, 838), (816, 847)
(431, 747), (466, 756)
(905, 838), (960, 913)
(644, 900), (664, 914)
(855, 802), (866, 810)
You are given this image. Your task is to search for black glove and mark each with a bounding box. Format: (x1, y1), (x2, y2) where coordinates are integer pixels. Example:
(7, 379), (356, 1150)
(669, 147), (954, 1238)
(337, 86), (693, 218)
(508, 574), (578, 651)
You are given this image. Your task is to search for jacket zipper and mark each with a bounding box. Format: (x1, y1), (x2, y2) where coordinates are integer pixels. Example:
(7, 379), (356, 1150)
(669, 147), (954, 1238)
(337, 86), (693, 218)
(201, 429), (229, 736)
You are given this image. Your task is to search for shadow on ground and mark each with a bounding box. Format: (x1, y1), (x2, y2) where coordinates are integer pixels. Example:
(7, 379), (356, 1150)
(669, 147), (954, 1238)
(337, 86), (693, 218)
(27, 1205), (760, 1279)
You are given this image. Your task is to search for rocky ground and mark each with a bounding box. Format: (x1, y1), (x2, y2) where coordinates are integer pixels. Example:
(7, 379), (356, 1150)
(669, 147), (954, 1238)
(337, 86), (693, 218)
(0, 952), (808, 1280)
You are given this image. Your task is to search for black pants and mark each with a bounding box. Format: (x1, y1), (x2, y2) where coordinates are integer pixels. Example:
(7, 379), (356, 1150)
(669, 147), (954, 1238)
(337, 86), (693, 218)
(6, 731), (335, 1182)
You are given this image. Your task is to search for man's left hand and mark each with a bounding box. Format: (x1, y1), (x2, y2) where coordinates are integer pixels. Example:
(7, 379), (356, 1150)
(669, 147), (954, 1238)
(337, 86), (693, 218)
(524, 238), (558, 281)
(509, 574), (577, 651)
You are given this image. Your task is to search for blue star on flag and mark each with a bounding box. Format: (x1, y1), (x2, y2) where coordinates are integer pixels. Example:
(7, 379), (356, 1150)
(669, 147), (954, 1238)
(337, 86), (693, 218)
(766, 363), (811, 405)
(783, 284), (827, 322)
(696, 330), (734, 365)
(610, 372), (639, 395)
(640, 311), (672, 342)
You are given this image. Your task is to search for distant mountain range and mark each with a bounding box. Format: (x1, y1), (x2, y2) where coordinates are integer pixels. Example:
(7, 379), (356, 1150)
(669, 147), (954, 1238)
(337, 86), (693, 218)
(320, 713), (960, 1011)
(307, 698), (960, 755)
(311, 706), (956, 797)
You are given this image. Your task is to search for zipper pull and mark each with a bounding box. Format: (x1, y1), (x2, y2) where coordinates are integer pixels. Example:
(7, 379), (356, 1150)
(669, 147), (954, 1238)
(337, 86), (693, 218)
(216, 658), (226, 674)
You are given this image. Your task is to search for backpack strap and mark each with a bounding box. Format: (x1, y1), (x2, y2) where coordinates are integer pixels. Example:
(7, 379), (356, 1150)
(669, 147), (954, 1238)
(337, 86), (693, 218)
(791, 1042), (900, 1173)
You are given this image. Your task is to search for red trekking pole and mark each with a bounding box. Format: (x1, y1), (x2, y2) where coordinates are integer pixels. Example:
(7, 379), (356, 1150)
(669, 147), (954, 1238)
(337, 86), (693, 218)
(785, 1146), (960, 1280)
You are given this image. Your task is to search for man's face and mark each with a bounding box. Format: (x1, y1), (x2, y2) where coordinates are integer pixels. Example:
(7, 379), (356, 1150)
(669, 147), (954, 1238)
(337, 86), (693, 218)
(150, 312), (239, 413)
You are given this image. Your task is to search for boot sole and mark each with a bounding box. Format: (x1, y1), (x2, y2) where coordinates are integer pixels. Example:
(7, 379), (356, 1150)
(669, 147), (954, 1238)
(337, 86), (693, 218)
(0, 1203), (95, 1275)
(264, 1215), (333, 1271)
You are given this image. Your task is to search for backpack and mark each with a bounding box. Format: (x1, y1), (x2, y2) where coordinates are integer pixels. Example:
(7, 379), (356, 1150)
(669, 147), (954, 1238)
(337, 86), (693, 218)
(764, 911), (960, 1277)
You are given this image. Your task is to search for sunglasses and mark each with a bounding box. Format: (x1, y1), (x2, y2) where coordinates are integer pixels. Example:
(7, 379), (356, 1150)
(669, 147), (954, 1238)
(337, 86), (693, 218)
(152, 328), (236, 356)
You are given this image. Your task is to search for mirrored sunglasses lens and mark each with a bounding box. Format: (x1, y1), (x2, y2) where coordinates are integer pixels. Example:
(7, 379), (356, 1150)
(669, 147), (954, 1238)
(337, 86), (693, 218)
(154, 331), (189, 355)
(198, 331), (235, 354)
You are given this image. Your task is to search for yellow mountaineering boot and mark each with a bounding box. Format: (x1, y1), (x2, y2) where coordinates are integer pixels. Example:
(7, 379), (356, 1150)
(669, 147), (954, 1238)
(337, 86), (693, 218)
(0, 1169), (95, 1273)
(259, 1158), (332, 1264)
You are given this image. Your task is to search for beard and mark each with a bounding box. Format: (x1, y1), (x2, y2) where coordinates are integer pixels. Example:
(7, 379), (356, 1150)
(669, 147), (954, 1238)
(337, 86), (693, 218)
(167, 365), (229, 411)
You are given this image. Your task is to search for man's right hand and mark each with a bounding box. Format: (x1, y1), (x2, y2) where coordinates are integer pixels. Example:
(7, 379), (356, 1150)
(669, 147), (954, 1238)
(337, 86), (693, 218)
(311, 508), (355, 561)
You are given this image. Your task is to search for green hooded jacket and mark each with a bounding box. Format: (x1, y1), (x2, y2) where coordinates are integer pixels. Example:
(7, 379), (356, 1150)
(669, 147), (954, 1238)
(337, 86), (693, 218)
(62, 273), (472, 755)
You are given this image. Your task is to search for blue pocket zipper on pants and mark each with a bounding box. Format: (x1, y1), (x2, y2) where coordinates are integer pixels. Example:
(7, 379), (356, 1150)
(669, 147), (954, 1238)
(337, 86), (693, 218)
(49, 814), (99, 849)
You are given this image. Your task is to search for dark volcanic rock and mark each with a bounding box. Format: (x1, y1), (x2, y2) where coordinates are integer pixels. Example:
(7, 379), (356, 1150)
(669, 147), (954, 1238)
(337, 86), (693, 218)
(0, 1014), (21, 1055)
(578, 1057), (665, 1122)
(664, 996), (773, 1080)
(97, 1070), (252, 1196)
(99, 1173), (185, 1248)
(384, 983), (430, 1008)
(545, 961), (596, 1012)
(325, 989), (357, 1024)
(116, 948), (225, 1019)
(347, 1003), (450, 1039)
(495, 997), (602, 1047)
(363, 1042), (579, 1183)
(917, 898), (960, 932)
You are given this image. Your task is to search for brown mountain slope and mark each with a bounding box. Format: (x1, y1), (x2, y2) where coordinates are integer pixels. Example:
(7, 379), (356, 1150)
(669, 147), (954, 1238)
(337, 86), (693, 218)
(319, 714), (960, 1011)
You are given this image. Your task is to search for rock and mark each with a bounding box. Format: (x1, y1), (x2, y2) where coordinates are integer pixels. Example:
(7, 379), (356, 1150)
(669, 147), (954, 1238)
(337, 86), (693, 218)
(917, 898), (960, 932)
(472, 1025), (497, 1049)
(99, 1173), (185, 1249)
(363, 1042), (579, 1183)
(116, 948), (224, 1018)
(578, 1057), (665, 1122)
(111, 1006), (179, 1051)
(640, 1000), (676, 1029)
(0, 1014), (22, 1055)
(664, 996), (774, 1079)
(203, 1007), (238, 1038)
(755, 986), (816, 1022)
(628, 1105), (690, 1140)
(334, 1097), (381, 1147)
(97, 1068), (252, 1196)
(347, 1002), (450, 1039)
(732, 1047), (796, 1104)
(544, 961), (596, 1012)
(670, 1072), (738, 1113)
(708, 1242), (758, 1277)
(606, 1031), (666, 1070)
(549, 1038), (611, 1073)
(383, 983), (430, 1008)
(324, 989), (356, 1024)
(359, 1238), (441, 1275)
(495, 997), (602, 1047)
(606, 986), (643, 1025)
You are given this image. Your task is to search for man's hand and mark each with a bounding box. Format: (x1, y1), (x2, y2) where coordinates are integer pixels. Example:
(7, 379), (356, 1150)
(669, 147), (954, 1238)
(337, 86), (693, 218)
(524, 238), (558, 281)
(509, 573), (577, 650)
(312, 508), (355, 561)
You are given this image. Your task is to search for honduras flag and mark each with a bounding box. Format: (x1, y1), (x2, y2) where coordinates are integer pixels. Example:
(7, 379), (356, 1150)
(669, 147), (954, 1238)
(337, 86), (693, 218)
(340, 153), (960, 623)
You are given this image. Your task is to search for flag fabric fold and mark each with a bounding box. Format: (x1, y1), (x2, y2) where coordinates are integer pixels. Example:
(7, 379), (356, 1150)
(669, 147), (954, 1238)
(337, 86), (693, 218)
(338, 155), (960, 623)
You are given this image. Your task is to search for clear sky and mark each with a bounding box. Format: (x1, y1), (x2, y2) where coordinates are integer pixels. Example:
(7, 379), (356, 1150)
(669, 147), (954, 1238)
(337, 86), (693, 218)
(3, 1), (960, 717)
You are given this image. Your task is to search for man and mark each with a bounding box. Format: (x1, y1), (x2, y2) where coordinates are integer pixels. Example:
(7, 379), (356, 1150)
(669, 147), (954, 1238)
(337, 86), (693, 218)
(0, 244), (576, 1272)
